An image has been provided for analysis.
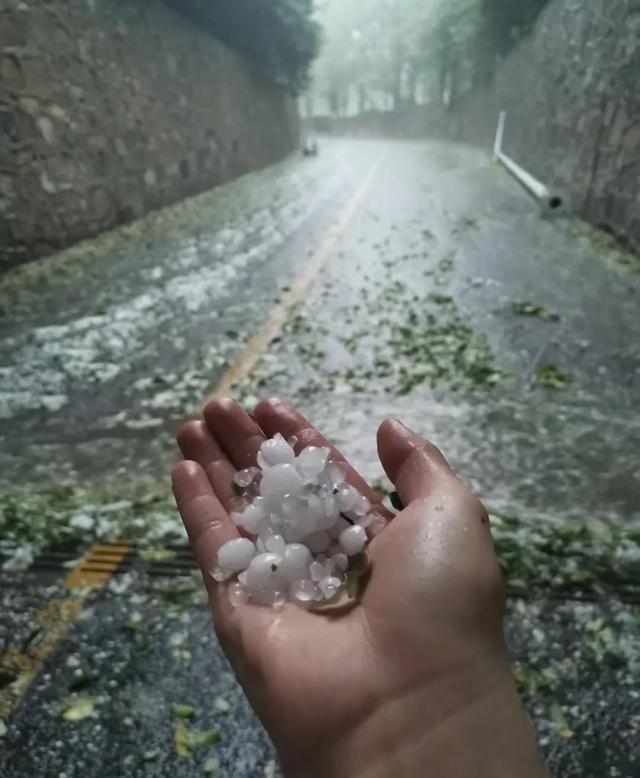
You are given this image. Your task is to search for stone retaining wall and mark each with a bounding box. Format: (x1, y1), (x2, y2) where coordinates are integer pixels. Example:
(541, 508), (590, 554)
(0, 0), (299, 268)
(452, 0), (640, 251)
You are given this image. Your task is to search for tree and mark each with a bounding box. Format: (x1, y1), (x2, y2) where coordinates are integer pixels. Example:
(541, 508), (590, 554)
(481, 0), (551, 58)
(167, 0), (321, 95)
(307, 0), (552, 116)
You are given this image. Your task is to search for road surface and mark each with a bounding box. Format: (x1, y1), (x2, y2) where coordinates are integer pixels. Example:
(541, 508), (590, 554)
(1, 138), (639, 777)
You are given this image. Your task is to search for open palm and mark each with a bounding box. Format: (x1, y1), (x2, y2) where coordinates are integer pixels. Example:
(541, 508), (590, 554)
(172, 398), (522, 776)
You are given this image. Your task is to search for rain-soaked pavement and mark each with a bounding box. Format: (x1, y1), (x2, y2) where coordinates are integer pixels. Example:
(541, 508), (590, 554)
(1, 138), (639, 776)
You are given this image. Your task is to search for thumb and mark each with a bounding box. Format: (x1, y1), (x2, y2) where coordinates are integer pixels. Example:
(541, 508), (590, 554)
(377, 419), (456, 505)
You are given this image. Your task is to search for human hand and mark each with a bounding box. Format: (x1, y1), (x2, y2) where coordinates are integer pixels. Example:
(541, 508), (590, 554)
(172, 398), (549, 778)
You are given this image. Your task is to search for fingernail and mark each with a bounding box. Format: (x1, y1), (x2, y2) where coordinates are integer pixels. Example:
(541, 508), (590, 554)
(216, 397), (237, 409)
(389, 418), (412, 434)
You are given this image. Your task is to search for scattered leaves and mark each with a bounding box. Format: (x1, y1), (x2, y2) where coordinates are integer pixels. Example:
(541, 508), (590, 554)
(175, 720), (220, 757)
(492, 513), (640, 601)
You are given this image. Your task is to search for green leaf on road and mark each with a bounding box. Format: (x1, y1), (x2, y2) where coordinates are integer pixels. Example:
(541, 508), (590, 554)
(171, 703), (195, 718)
(187, 727), (220, 749)
(175, 720), (190, 757)
(61, 693), (95, 721)
(510, 301), (559, 320)
(534, 363), (572, 389)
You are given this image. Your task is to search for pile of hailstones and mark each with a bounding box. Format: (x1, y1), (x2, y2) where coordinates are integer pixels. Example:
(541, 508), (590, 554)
(212, 434), (384, 608)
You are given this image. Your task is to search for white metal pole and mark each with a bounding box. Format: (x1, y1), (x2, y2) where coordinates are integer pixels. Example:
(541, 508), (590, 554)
(492, 112), (563, 213)
(493, 110), (506, 160)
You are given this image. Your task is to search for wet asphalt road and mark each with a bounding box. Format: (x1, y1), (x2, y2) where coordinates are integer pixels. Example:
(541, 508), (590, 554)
(1, 138), (639, 776)
(1, 137), (638, 521)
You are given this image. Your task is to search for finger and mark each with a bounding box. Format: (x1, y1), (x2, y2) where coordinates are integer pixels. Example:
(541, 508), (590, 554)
(254, 397), (392, 518)
(171, 460), (238, 587)
(203, 398), (266, 470)
(177, 420), (245, 514)
(377, 419), (455, 505)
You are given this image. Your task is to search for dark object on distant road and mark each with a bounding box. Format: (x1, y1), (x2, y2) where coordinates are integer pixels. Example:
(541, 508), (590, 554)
(302, 138), (318, 157)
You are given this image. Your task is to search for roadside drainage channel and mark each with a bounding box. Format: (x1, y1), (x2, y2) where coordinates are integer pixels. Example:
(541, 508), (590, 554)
(2, 543), (639, 603)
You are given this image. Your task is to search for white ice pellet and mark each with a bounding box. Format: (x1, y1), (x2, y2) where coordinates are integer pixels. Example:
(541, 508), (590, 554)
(339, 525), (367, 556)
(260, 464), (304, 500)
(296, 446), (330, 478)
(233, 467), (259, 489)
(305, 493), (328, 524)
(306, 530), (330, 553)
(210, 566), (233, 582)
(217, 538), (256, 573)
(237, 503), (265, 534)
(228, 582), (249, 607)
(265, 534), (286, 556)
(356, 512), (376, 529)
(246, 552), (283, 591)
(318, 483), (333, 500)
(278, 543), (312, 582)
(329, 516), (352, 539)
(309, 561), (328, 582)
(323, 495), (337, 520)
(330, 553), (348, 572)
(353, 495), (371, 517)
(326, 461), (347, 487)
(336, 486), (357, 512)
(319, 575), (342, 599)
(291, 579), (318, 603)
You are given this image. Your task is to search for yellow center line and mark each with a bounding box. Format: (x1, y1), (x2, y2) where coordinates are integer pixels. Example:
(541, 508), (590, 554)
(0, 597), (85, 720)
(209, 153), (386, 399)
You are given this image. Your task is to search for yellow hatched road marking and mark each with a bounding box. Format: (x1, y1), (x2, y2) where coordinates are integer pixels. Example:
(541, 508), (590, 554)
(64, 541), (130, 588)
(0, 597), (84, 719)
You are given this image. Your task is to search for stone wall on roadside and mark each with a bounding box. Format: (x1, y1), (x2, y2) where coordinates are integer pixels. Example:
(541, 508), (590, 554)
(0, 0), (299, 268)
(451, 0), (640, 251)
